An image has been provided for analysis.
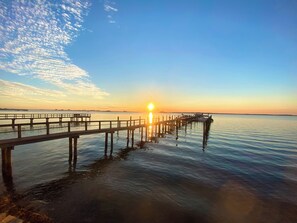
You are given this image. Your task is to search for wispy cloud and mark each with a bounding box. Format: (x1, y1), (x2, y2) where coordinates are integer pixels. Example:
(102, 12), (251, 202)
(0, 79), (65, 99)
(0, 0), (109, 100)
(104, 0), (118, 23)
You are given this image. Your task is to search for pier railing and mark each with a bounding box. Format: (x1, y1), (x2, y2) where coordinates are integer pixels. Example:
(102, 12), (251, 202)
(0, 118), (149, 140)
(0, 113), (91, 120)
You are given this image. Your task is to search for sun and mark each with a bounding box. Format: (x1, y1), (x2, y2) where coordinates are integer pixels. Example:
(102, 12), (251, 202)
(147, 103), (155, 111)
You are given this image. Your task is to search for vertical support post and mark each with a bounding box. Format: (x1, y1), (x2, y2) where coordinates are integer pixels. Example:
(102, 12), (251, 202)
(203, 122), (206, 148)
(110, 132), (114, 155)
(131, 129), (134, 148)
(12, 119), (15, 129)
(85, 121), (88, 131)
(17, 125), (21, 138)
(145, 120), (148, 142)
(117, 116), (120, 136)
(176, 120), (178, 140)
(141, 127), (143, 142)
(99, 121), (101, 130)
(126, 129), (130, 148)
(1, 147), (13, 178)
(162, 116), (165, 133)
(30, 118), (34, 127)
(130, 116), (132, 126)
(46, 122), (49, 135)
(158, 117), (161, 137)
(110, 121), (112, 129)
(73, 137), (78, 161)
(68, 122), (71, 132)
(105, 132), (108, 155)
(69, 137), (73, 163)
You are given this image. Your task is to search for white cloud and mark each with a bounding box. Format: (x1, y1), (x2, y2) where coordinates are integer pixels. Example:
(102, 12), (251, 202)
(0, 0), (109, 100)
(0, 79), (65, 99)
(104, 0), (118, 24)
(104, 4), (118, 12)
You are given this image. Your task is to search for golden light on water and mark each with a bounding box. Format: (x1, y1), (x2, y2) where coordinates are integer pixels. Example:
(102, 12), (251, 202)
(149, 112), (153, 124)
(148, 103), (155, 111)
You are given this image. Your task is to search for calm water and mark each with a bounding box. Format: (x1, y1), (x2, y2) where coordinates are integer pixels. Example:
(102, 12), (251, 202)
(1, 112), (297, 223)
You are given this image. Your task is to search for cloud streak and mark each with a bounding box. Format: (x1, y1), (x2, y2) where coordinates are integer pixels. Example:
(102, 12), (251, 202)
(0, 0), (108, 100)
(104, 0), (118, 23)
(0, 79), (65, 99)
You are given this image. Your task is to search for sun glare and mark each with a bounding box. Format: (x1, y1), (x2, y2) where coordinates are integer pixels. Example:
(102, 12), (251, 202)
(148, 103), (155, 111)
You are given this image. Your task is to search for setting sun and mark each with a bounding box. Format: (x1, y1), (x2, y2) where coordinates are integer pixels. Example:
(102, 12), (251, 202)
(147, 103), (155, 111)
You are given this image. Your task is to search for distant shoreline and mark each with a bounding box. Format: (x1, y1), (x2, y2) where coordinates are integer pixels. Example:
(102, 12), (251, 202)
(0, 108), (296, 117)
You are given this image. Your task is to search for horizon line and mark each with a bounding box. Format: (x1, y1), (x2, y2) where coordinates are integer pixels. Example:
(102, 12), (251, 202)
(0, 108), (296, 117)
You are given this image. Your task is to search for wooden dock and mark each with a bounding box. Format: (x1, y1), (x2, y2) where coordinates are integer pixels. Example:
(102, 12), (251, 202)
(0, 113), (213, 179)
(0, 113), (91, 128)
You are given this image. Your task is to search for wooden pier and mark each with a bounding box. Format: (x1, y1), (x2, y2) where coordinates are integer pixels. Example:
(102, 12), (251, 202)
(0, 113), (213, 179)
(0, 113), (91, 128)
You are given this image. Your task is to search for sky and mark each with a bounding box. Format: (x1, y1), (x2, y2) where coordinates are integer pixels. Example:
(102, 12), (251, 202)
(0, 0), (296, 114)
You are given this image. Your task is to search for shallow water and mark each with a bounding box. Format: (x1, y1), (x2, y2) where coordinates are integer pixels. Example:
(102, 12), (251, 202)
(1, 112), (297, 222)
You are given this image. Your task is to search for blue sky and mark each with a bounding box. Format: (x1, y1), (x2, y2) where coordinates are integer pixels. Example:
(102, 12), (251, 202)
(0, 0), (296, 113)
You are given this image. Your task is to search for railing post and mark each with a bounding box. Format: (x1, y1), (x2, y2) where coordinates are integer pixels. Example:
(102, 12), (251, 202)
(85, 121), (88, 131)
(110, 121), (112, 129)
(99, 121), (101, 130)
(68, 122), (71, 132)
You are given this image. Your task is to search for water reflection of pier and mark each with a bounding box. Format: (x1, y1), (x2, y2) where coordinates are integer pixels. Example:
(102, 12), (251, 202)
(0, 113), (213, 181)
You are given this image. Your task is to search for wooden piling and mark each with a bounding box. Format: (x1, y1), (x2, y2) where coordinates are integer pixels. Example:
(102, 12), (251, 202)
(110, 132), (114, 155)
(69, 137), (73, 163)
(11, 119), (15, 129)
(158, 117), (161, 137)
(126, 129), (130, 148)
(17, 125), (21, 138)
(46, 122), (50, 135)
(105, 132), (108, 155)
(131, 129), (134, 148)
(73, 137), (78, 161)
(145, 121), (148, 142)
(117, 116), (120, 136)
(176, 121), (178, 140)
(1, 147), (13, 177)
(141, 127), (143, 142)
